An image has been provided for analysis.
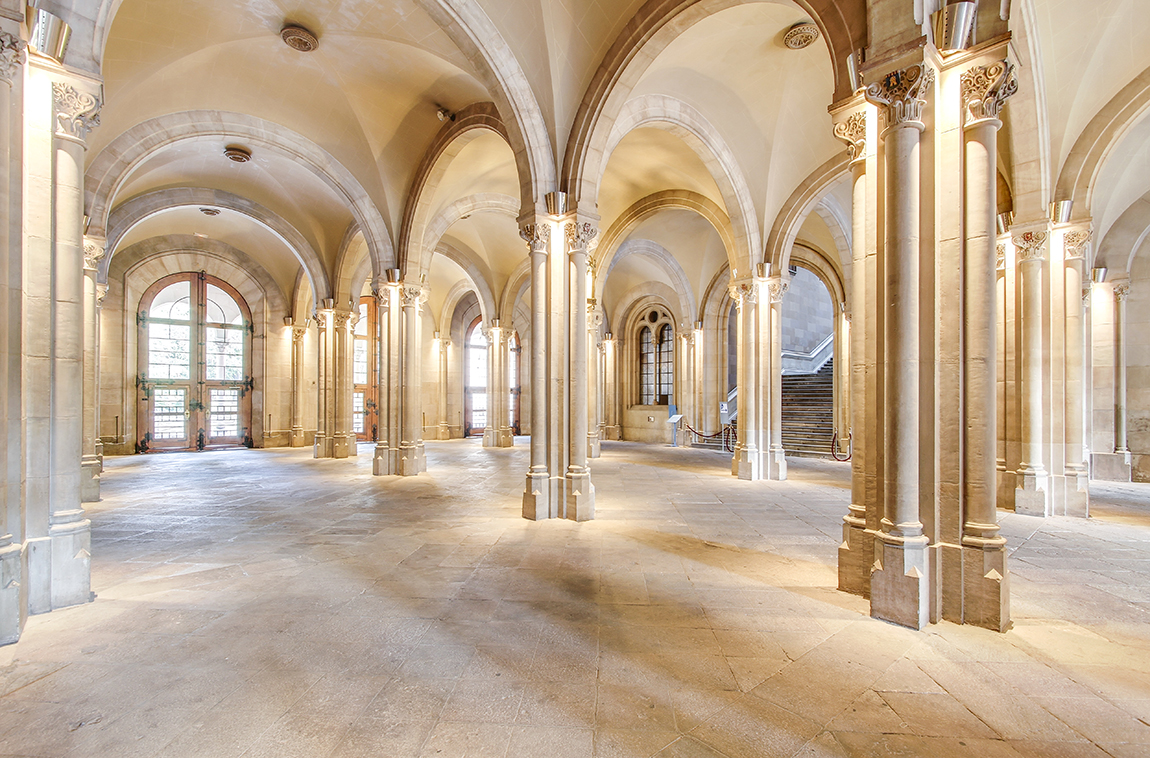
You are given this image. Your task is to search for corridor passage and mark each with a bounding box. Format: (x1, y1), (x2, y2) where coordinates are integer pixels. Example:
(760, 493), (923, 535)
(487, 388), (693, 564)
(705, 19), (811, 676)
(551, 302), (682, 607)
(1, 442), (1149, 757)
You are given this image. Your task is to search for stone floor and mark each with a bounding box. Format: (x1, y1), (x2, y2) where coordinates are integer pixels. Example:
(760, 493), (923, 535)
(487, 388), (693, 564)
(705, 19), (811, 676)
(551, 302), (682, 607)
(2, 440), (1150, 758)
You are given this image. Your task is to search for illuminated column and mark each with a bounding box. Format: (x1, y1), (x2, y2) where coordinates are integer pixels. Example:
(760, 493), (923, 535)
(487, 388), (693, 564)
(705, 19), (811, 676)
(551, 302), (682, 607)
(692, 326), (704, 438)
(399, 283), (428, 475)
(765, 276), (787, 481)
(960, 60), (1016, 629)
(289, 321), (307, 447)
(1114, 280), (1131, 458)
(332, 309), (354, 458)
(831, 101), (872, 597)
(1013, 230), (1050, 516)
(313, 306), (334, 458)
(374, 277), (402, 476)
(483, 321), (511, 448)
(1063, 229), (1091, 516)
(437, 332), (451, 440)
(521, 224), (550, 518)
(603, 335), (620, 440)
(44, 79), (100, 610)
(0, 29), (24, 642)
(587, 308), (602, 458)
(80, 237), (105, 502)
(730, 278), (759, 480)
(566, 221), (596, 521)
(866, 62), (933, 630)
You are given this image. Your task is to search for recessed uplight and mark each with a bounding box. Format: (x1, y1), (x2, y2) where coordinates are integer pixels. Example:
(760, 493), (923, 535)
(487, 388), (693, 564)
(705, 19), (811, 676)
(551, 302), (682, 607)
(281, 24), (318, 53)
(224, 145), (252, 163)
(200, 208), (220, 216)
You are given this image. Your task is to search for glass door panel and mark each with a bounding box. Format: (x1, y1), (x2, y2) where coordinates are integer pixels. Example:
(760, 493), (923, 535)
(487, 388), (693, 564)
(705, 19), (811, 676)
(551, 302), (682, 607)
(151, 387), (190, 449)
(207, 388), (241, 442)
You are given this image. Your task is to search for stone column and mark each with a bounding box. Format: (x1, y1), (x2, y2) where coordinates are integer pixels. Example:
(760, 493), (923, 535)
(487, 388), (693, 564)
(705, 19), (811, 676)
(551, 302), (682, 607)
(565, 221), (596, 521)
(80, 237), (105, 502)
(521, 224), (550, 518)
(587, 308), (602, 457)
(0, 29), (24, 643)
(692, 326), (704, 438)
(603, 335), (620, 441)
(483, 322), (511, 448)
(730, 279), (758, 480)
(1013, 230), (1050, 515)
(373, 279), (401, 475)
(832, 104), (871, 597)
(437, 333), (451, 440)
(289, 322), (307, 446)
(960, 60), (1016, 630)
(1063, 229), (1091, 516)
(1114, 280), (1131, 458)
(313, 307), (333, 457)
(332, 309), (354, 458)
(399, 283), (427, 475)
(866, 62), (933, 630)
(765, 276), (787, 481)
(48, 81), (100, 610)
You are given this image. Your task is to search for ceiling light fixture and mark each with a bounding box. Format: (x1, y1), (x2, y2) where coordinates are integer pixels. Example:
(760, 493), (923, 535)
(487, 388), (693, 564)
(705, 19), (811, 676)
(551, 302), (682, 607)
(281, 24), (319, 53)
(436, 107), (456, 122)
(224, 145), (252, 163)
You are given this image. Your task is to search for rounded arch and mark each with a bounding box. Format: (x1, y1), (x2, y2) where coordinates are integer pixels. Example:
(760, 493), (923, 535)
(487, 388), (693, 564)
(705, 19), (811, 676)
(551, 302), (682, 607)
(101, 187), (331, 302)
(333, 223), (370, 310)
(609, 285), (684, 341)
(84, 111), (395, 277)
(789, 242), (846, 310)
(1054, 65), (1150, 220)
(398, 103), (512, 276)
(601, 95), (759, 271)
(765, 152), (849, 276)
(440, 280), (482, 337)
(563, 0), (865, 213)
(596, 190), (739, 285)
(499, 257), (532, 327)
(420, 193), (520, 275)
(601, 239), (698, 327)
(1096, 193), (1150, 275)
(434, 241), (498, 327)
(1004, 0), (1053, 222)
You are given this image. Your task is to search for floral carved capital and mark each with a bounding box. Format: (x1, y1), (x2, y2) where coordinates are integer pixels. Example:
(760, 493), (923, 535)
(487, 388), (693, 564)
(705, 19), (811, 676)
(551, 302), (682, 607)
(767, 277), (789, 304)
(1114, 282), (1131, 302)
(961, 60), (1018, 123)
(95, 282), (109, 309)
(1012, 231), (1048, 263)
(996, 243), (1006, 270)
(401, 283), (428, 308)
(833, 111), (866, 163)
(52, 83), (101, 143)
(865, 63), (935, 130)
(728, 278), (757, 306)
(292, 326), (308, 343)
(520, 223), (550, 254)
(83, 237), (106, 271)
(564, 221), (598, 256)
(1064, 230), (1092, 261)
(0, 31), (26, 87)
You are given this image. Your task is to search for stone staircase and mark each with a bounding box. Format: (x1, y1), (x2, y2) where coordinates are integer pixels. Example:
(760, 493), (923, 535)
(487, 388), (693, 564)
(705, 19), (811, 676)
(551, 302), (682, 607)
(781, 359), (834, 458)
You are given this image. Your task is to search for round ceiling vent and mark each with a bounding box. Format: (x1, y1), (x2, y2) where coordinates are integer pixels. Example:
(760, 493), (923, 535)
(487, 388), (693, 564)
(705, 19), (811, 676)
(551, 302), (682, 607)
(281, 24), (318, 53)
(224, 145), (252, 163)
(200, 208), (220, 216)
(783, 22), (820, 50)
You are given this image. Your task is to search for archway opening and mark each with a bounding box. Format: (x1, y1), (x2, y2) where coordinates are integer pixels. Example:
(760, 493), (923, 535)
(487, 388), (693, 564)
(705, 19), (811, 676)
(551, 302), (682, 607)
(780, 265), (835, 458)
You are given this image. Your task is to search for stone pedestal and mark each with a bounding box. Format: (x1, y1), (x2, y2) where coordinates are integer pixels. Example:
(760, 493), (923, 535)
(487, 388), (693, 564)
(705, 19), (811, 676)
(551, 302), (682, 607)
(1092, 451), (1131, 482)
(870, 535), (930, 630)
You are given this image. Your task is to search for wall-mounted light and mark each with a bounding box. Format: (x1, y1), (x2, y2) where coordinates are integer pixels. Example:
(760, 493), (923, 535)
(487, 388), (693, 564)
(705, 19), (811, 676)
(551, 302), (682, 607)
(28, 3), (70, 63)
(545, 191), (568, 217)
(932, 1), (977, 53)
(1092, 267), (1108, 284)
(1050, 200), (1073, 224)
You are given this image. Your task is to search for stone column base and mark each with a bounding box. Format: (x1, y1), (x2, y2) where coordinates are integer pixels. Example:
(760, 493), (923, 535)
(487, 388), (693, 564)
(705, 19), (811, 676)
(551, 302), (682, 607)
(604, 425), (622, 441)
(438, 424), (450, 441)
(870, 535), (930, 630)
(1015, 468), (1049, 516)
(0, 542), (24, 645)
(290, 427), (307, 447)
(1091, 451), (1131, 482)
(49, 517), (92, 610)
(314, 434), (333, 459)
(81, 456), (101, 503)
(96, 440), (104, 473)
(497, 428), (515, 447)
(523, 471), (550, 520)
(25, 536), (51, 615)
(399, 443), (425, 476)
(373, 443), (396, 476)
(1062, 466), (1090, 518)
(766, 446), (787, 481)
(482, 428), (498, 447)
(332, 435), (351, 459)
(566, 469), (595, 521)
(588, 433), (600, 459)
(961, 540), (1010, 632)
(837, 518), (873, 598)
(736, 447), (760, 481)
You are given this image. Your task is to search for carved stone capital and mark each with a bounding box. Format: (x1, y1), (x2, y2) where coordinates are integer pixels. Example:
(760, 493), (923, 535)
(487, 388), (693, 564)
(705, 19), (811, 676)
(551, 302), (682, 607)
(564, 221), (598, 256)
(95, 282), (109, 309)
(401, 283), (428, 308)
(374, 287), (391, 308)
(865, 63), (934, 131)
(1064, 229), (1092, 261)
(833, 111), (866, 163)
(83, 237), (107, 271)
(313, 310), (329, 329)
(1114, 282), (1131, 303)
(52, 82), (101, 143)
(292, 326), (308, 343)
(333, 311), (353, 330)
(728, 278), (757, 306)
(520, 223), (550, 254)
(961, 60), (1018, 124)
(996, 243), (1007, 270)
(766, 277), (789, 304)
(1012, 230), (1048, 263)
(0, 31), (26, 87)
(1082, 286), (1092, 304)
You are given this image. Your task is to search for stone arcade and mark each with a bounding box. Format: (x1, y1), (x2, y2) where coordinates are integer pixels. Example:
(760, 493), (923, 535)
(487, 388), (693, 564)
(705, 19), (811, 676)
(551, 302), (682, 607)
(2, 0), (1150, 755)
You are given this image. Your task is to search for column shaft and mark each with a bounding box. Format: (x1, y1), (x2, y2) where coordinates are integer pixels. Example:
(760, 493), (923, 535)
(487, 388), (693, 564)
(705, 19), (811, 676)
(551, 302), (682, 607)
(437, 335), (450, 440)
(766, 282), (786, 480)
(313, 310), (333, 458)
(1014, 231), (1049, 515)
(399, 284), (426, 475)
(522, 236), (549, 519)
(566, 239), (594, 521)
(289, 325), (306, 446)
(1063, 235), (1090, 516)
(1114, 283), (1129, 454)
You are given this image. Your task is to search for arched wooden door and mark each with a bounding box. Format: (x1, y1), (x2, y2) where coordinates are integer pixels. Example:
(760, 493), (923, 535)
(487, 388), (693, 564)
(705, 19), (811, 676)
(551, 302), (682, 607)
(136, 272), (253, 452)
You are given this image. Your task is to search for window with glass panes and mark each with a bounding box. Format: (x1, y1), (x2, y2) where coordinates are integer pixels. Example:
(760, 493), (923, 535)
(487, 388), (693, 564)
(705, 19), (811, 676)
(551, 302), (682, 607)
(636, 309), (674, 406)
(465, 318), (488, 436)
(352, 297), (378, 440)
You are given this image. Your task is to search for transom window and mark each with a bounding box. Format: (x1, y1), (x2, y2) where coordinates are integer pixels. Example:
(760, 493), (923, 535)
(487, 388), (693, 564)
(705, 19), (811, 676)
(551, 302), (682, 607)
(638, 309), (675, 405)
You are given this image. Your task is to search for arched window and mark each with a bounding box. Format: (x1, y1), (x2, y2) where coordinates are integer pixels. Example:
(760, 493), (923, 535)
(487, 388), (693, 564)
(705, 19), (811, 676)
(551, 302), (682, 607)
(464, 317), (488, 436)
(352, 297), (377, 440)
(637, 309), (674, 405)
(138, 272), (251, 452)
